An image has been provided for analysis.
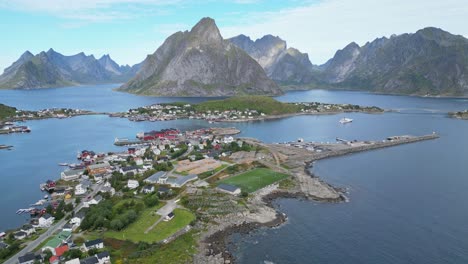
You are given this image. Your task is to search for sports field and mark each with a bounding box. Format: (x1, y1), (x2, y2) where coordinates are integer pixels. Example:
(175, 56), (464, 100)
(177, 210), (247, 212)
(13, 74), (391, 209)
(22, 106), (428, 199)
(219, 168), (288, 193)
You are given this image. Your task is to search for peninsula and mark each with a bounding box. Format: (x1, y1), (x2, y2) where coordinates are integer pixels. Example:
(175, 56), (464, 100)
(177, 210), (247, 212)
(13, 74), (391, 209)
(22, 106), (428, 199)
(2, 126), (438, 264)
(111, 96), (384, 122)
(449, 110), (468, 120)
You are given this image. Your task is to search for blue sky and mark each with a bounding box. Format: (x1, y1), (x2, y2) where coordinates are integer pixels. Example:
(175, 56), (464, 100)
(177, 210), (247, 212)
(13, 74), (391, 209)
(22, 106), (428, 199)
(0, 0), (467, 73)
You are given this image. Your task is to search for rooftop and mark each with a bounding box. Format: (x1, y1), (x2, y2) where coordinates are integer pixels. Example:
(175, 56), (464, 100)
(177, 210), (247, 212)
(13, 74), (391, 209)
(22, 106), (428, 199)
(217, 183), (240, 193)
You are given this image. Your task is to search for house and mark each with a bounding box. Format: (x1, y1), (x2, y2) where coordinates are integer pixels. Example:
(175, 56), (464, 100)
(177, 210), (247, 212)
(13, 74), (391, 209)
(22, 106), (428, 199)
(167, 174), (198, 188)
(43, 237), (62, 254)
(144, 171), (167, 184)
(75, 184), (87, 195)
(119, 165), (139, 176)
(43, 231), (71, 254)
(96, 251), (111, 264)
(141, 185), (155, 194)
(83, 239), (104, 251)
(65, 259), (81, 264)
(14, 231), (27, 240)
(38, 214), (55, 227)
(61, 169), (84, 181)
(21, 224), (35, 236)
(80, 256), (99, 264)
(127, 179), (139, 189)
(18, 252), (36, 264)
(216, 184), (241, 196)
(87, 163), (111, 176)
(50, 245), (69, 263)
(157, 186), (172, 196)
(62, 223), (74, 232)
(85, 195), (102, 207)
(164, 212), (175, 221)
(134, 157), (143, 165)
(0, 241), (9, 249)
(70, 210), (86, 226)
(101, 186), (115, 196)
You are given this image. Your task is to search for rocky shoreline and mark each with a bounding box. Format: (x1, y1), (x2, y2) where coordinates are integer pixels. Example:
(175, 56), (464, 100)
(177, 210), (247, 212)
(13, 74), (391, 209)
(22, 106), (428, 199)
(195, 160), (345, 264)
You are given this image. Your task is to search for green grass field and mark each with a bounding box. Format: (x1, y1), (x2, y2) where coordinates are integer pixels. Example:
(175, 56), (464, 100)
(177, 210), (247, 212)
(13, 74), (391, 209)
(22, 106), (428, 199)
(105, 207), (195, 243)
(104, 203), (164, 242)
(219, 168), (289, 193)
(146, 209), (195, 242)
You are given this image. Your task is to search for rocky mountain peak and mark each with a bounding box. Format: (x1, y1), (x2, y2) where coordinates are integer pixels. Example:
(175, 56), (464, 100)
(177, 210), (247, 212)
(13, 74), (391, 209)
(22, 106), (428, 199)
(189, 17), (222, 43)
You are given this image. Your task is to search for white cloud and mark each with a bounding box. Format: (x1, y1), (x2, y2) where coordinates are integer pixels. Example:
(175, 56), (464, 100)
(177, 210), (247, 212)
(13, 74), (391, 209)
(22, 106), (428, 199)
(220, 0), (468, 64)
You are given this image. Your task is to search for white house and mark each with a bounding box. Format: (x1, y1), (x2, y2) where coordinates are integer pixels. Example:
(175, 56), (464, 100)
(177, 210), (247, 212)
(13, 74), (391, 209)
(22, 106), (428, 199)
(70, 211), (86, 227)
(38, 214), (55, 228)
(134, 157), (144, 165)
(141, 185), (155, 194)
(60, 169), (84, 181)
(85, 195), (102, 207)
(223, 136), (234, 144)
(96, 251), (111, 264)
(75, 184), (86, 195)
(83, 239), (104, 252)
(127, 180), (139, 190)
(20, 225), (35, 236)
(152, 147), (161, 155)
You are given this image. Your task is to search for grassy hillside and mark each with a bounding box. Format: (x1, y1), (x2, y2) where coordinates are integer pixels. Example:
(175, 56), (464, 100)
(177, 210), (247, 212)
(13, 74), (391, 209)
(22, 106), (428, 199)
(0, 104), (17, 120)
(193, 96), (300, 115)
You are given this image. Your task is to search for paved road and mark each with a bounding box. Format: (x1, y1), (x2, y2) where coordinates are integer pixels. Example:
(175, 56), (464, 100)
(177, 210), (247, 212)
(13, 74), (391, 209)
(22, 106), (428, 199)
(5, 182), (104, 264)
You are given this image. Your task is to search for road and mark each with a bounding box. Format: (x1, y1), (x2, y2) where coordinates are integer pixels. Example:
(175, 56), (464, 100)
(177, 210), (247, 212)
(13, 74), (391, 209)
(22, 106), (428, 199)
(5, 182), (104, 264)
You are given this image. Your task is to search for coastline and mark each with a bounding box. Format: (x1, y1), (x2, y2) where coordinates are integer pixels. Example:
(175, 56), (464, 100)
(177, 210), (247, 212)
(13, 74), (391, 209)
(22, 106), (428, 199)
(195, 133), (439, 264)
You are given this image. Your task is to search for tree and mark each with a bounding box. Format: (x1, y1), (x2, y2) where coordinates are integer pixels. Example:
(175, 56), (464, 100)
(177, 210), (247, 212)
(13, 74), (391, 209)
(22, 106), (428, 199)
(75, 197), (81, 204)
(64, 203), (74, 212)
(43, 249), (53, 260)
(110, 219), (124, 231)
(63, 249), (83, 260)
(143, 194), (159, 207)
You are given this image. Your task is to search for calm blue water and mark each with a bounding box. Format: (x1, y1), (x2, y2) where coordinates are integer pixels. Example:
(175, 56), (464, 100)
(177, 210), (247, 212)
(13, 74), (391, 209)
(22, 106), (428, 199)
(1, 85), (468, 264)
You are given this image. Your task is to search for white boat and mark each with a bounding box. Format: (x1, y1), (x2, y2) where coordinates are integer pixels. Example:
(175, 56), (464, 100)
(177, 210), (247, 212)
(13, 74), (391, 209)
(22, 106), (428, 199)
(58, 163), (69, 166)
(44, 195), (49, 199)
(339, 118), (353, 124)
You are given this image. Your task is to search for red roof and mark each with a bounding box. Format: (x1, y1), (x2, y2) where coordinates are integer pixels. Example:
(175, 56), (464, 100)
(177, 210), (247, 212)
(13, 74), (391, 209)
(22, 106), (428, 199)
(54, 245), (69, 257)
(49, 255), (59, 263)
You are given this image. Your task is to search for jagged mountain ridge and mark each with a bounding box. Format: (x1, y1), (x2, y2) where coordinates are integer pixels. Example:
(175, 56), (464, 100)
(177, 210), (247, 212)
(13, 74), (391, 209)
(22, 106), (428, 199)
(319, 27), (468, 96)
(228, 34), (317, 85)
(0, 49), (140, 89)
(120, 17), (281, 96)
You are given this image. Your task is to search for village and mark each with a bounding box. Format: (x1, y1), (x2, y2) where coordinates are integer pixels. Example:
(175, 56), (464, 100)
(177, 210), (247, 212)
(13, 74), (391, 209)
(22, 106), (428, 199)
(111, 101), (383, 123)
(0, 125), (438, 264)
(0, 108), (100, 135)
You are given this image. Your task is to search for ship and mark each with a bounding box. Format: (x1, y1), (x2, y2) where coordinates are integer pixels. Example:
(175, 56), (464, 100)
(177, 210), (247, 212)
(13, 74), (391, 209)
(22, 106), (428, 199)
(339, 118), (353, 124)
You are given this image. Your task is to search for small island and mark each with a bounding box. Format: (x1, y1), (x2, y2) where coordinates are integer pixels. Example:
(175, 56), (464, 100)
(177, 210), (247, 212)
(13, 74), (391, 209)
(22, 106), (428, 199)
(449, 110), (468, 120)
(110, 96), (384, 122)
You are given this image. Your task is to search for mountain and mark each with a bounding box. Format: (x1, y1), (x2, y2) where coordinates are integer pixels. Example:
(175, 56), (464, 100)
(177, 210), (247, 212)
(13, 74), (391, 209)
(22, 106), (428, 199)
(120, 17), (281, 96)
(228, 34), (317, 85)
(0, 49), (138, 89)
(319, 27), (468, 96)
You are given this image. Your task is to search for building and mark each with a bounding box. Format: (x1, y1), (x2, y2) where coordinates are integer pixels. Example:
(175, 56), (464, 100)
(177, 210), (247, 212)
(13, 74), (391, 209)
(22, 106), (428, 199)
(134, 157), (144, 165)
(144, 171), (167, 184)
(216, 184), (241, 195)
(127, 179), (139, 189)
(49, 245), (69, 263)
(0, 241), (9, 249)
(75, 184), (87, 195)
(61, 169), (84, 181)
(14, 231), (27, 240)
(96, 251), (111, 264)
(164, 212), (175, 221)
(85, 195), (102, 207)
(65, 258), (81, 264)
(70, 210), (86, 227)
(83, 239), (104, 251)
(21, 224), (35, 236)
(42, 231), (71, 255)
(101, 185), (115, 196)
(142, 185), (155, 194)
(157, 186), (172, 196)
(167, 174), (198, 188)
(87, 163), (111, 176)
(120, 165), (139, 176)
(80, 256), (99, 264)
(38, 214), (55, 227)
(18, 252), (37, 264)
